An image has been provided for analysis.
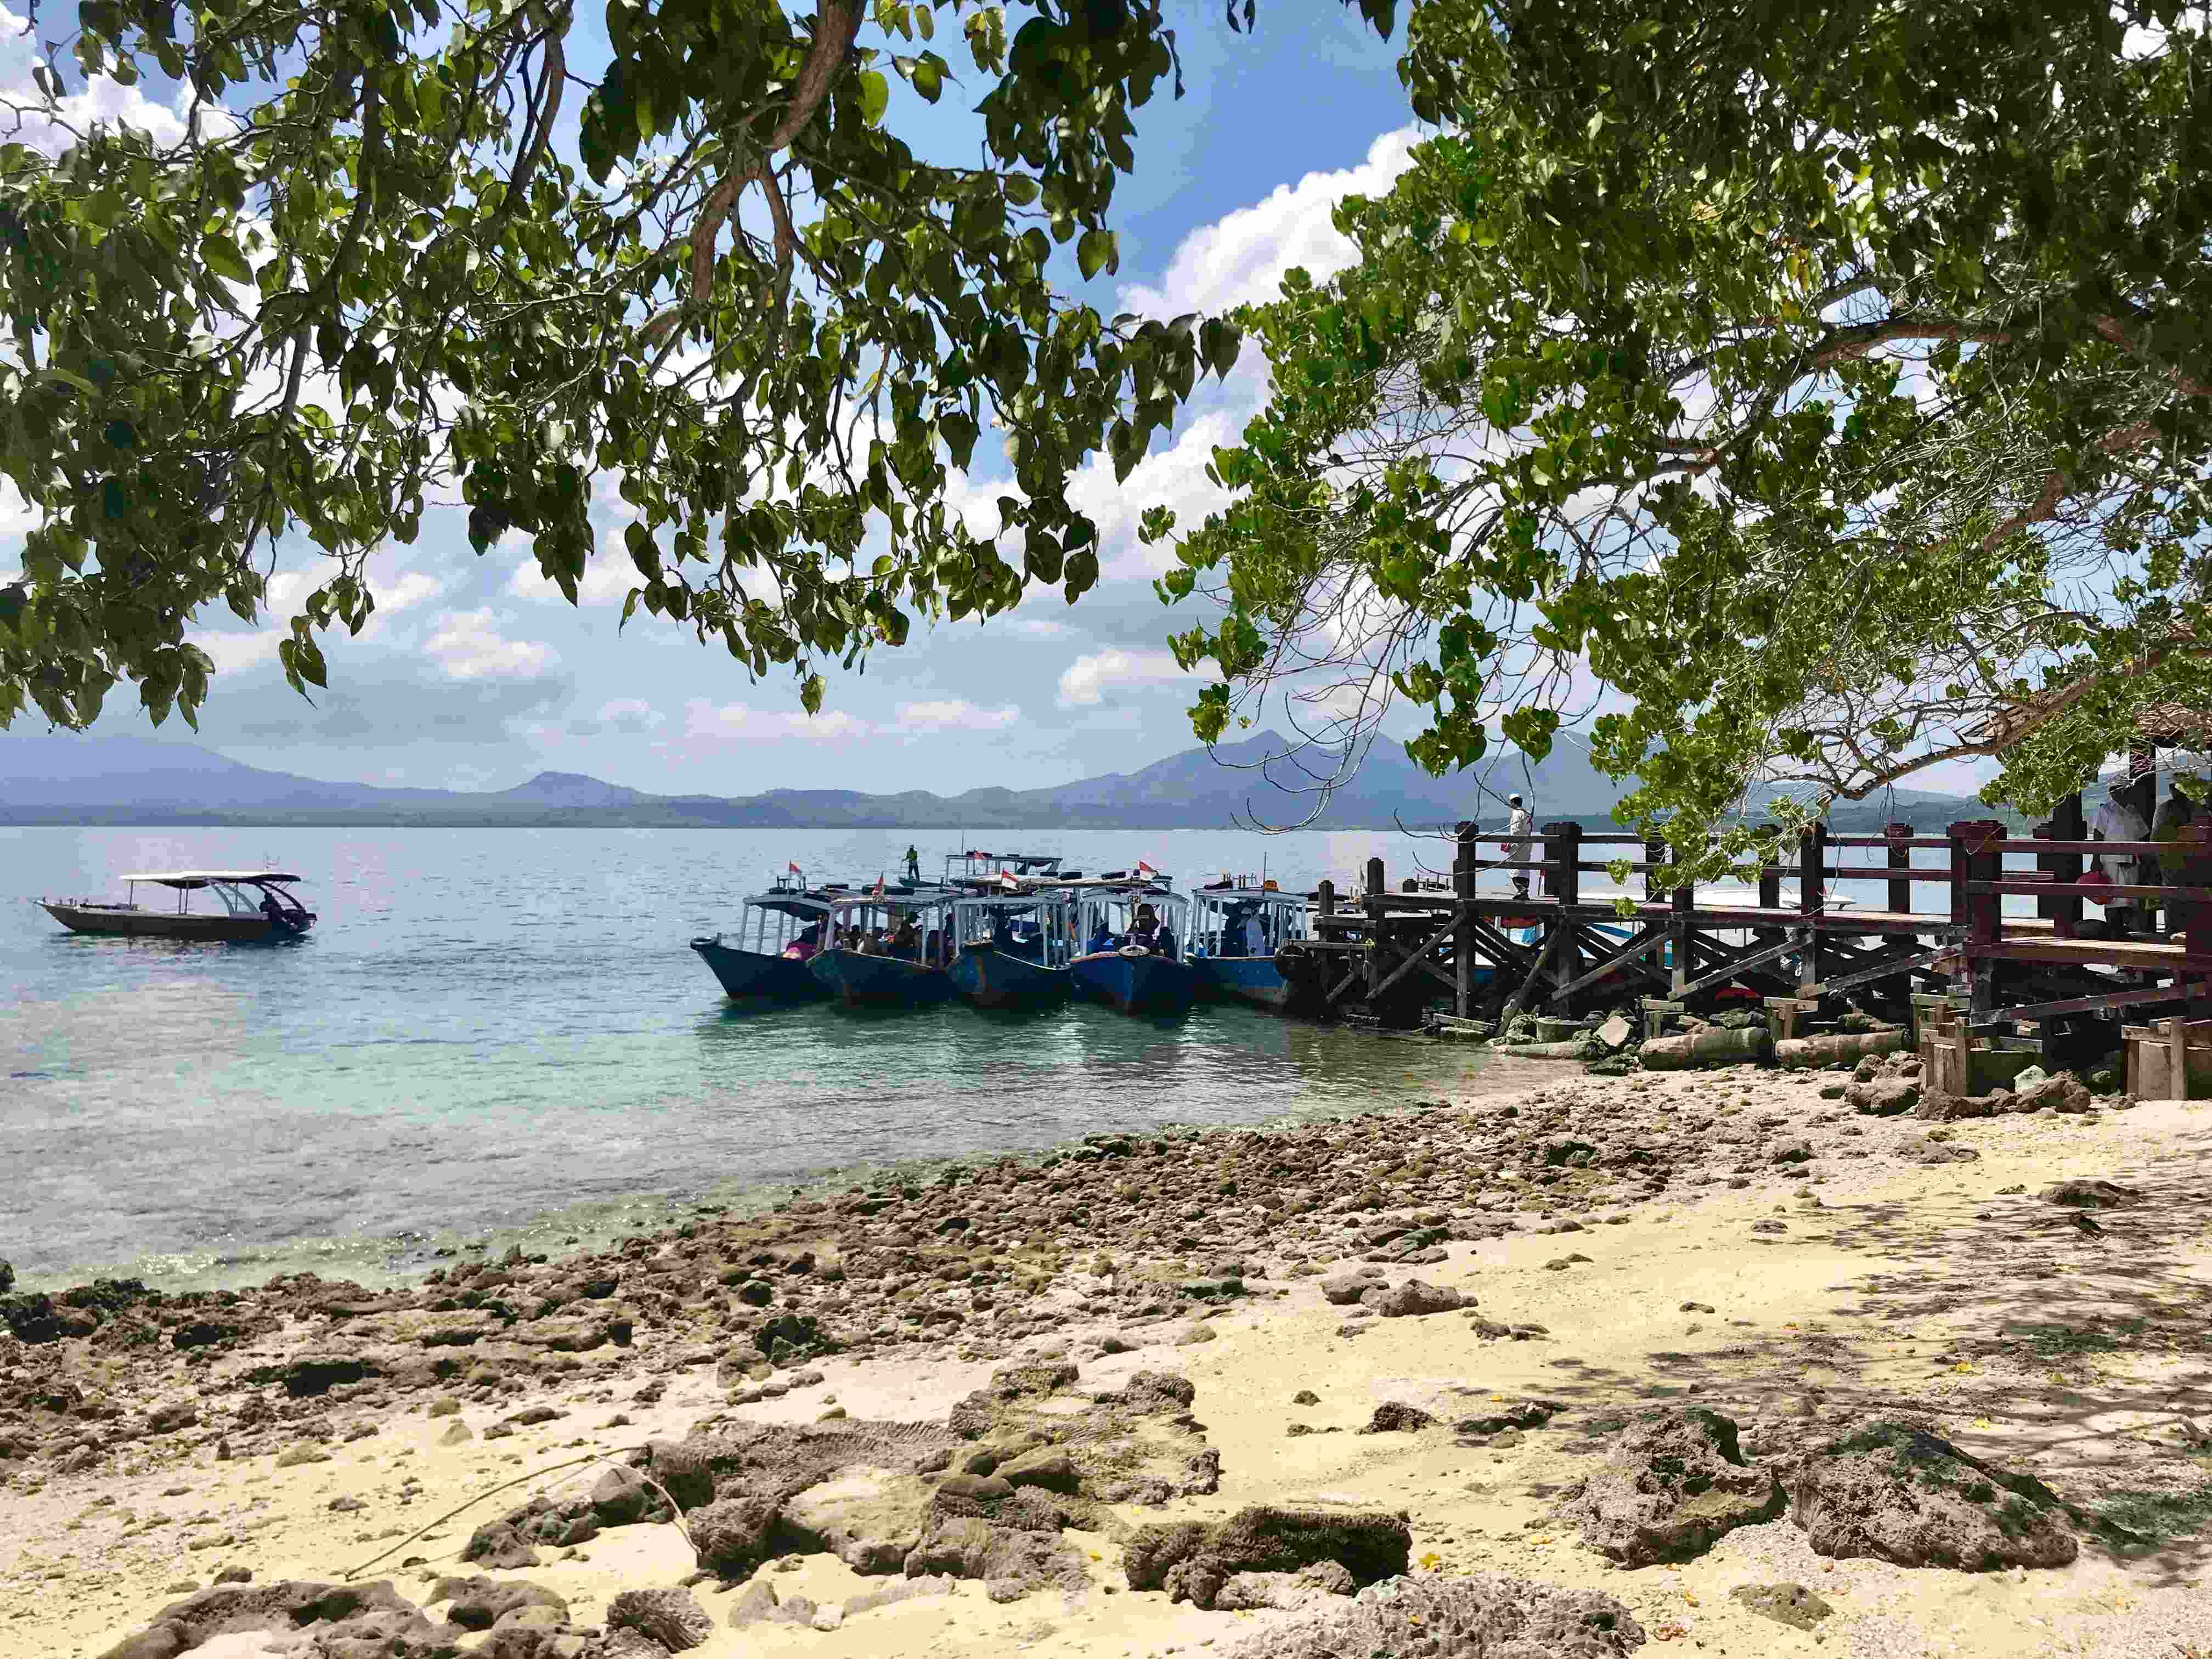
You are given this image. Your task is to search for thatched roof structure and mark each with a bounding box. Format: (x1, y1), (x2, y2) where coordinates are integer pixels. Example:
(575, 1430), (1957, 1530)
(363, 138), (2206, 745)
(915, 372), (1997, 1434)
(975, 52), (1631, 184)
(2131, 701), (2212, 751)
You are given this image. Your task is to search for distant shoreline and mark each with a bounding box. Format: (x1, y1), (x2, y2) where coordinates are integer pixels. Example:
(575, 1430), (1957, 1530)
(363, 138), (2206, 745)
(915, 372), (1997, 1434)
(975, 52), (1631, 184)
(1, 806), (2027, 832)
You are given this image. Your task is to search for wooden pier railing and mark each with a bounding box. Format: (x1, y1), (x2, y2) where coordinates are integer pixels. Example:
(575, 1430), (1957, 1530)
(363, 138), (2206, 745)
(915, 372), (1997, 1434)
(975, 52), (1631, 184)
(1288, 820), (2212, 1049)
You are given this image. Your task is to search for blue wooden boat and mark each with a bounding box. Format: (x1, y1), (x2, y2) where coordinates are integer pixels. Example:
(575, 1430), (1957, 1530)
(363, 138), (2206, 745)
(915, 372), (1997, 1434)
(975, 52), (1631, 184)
(691, 935), (830, 1002)
(1189, 884), (1322, 1014)
(1064, 881), (1194, 1015)
(693, 873), (955, 1004)
(808, 947), (956, 1008)
(1071, 946), (1197, 1015)
(946, 889), (1076, 1011)
(950, 946), (1069, 1010)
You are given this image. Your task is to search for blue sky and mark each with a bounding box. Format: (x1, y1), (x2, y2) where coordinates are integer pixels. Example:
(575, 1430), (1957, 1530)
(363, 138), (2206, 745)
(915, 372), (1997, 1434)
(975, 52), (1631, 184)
(0, 3), (1429, 794)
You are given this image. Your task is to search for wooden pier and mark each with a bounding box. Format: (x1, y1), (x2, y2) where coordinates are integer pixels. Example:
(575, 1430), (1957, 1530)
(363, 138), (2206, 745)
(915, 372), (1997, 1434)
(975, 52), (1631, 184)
(1276, 816), (2212, 1068)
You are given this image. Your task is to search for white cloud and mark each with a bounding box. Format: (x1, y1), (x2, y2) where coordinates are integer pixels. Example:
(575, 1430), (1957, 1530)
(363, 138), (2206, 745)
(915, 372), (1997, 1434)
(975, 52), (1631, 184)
(424, 608), (558, 680)
(4, 71), (191, 154)
(1119, 127), (1420, 319)
(893, 699), (1020, 733)
(0, 477), (36, 539)
(592, 697), (664, 734)
(1003, 616), (1074, 641)
(507, 516), (646, 606)
(0, 3), (29, 34)
(681, 697), (868, 746)
(1057, 649), (1193, 709)
(190, 629), (283, 675)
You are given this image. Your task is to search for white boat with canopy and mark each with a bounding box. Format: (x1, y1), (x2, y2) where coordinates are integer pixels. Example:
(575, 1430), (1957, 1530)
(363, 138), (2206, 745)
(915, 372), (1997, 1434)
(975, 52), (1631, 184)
(38, 871), (315, 941)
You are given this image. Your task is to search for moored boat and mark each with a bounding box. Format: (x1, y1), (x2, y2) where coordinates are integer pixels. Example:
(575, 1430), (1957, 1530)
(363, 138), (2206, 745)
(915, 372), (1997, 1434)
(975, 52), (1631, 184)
(1189, 883), (1318, 1014)
(39, 871), (315, 942)
(804, 887), (960, 1009)
(946, 890), (1076, 1011)
(809, 947), (956, 1008)
(1070, 945), (1197, 1016)
(1068, 883), (1195, 1016)
(693, 872), (967, 1004)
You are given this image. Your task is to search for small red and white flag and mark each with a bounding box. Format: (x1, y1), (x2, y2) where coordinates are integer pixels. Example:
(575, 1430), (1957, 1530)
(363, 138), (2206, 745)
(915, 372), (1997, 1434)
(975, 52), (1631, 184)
(873, 873), (887, 899)
(999, 870), (1023, 891)
(1135, 860), (1158, 878)
(787, 861), (802, 875)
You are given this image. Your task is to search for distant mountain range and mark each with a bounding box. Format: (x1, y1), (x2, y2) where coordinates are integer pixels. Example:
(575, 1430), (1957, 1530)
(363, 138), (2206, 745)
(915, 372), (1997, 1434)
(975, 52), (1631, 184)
(1, 724), (1996, 831)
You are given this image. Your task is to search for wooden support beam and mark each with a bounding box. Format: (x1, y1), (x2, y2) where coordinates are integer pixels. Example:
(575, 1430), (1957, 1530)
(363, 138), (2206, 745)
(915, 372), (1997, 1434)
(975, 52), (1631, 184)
(2005, 981), (2205, 1022)
(1814, 947), (1946, 997)
(1501, 927), (1564, 1020)
(1547, 925), (1671, 1005)
(1465, 917), (1541, 978)
(1673, 932), (1807, 1001)
(1368, 913), (1465, 1002)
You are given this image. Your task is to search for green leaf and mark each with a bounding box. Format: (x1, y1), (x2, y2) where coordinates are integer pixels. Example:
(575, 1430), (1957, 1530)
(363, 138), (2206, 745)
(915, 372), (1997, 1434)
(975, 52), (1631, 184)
(1076, 227), (1114, 280)
(856, 70), (891, 125)
(201, 235), (252, 286)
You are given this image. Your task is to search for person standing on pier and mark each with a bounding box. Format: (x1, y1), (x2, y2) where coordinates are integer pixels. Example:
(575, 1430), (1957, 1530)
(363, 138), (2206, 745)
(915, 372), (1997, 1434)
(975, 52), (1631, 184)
(2091, 786), (2150, 939)
(1507, 794), (1534, 900)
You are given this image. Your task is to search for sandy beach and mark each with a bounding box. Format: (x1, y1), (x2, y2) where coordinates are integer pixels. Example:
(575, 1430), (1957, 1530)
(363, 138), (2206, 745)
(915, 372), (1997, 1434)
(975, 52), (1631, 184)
(5, 1053), (2211, 1659)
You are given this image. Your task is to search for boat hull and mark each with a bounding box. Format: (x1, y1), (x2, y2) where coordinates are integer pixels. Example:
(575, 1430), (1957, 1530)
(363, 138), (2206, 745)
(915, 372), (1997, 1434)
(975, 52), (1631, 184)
(1191, 953), (1313, 1013)
(40, 902), (311, 942)
(1071, 949), (1196, 1016)
(690, 938), (831, 1002)
(950, 947), (1069, 1011)
(808, 949), (956, 1009)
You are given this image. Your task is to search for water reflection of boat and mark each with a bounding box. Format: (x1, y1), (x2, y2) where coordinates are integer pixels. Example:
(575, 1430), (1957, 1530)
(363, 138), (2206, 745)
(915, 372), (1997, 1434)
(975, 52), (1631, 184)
(947, 890), (1076, 1011)
(1189, 882), (1316, 1014)
(1068, 885), (1195, 1016)
(39, 871), (315, 942)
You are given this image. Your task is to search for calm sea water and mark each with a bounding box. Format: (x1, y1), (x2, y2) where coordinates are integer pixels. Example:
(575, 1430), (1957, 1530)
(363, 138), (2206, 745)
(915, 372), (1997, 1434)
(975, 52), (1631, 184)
(4, 825), (1522, 1293)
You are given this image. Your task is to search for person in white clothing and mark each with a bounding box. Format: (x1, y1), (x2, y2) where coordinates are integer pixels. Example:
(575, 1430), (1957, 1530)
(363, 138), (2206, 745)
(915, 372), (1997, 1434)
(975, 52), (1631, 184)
(2092, 788), (2151, 938)
(1506, 793), (1534, 900)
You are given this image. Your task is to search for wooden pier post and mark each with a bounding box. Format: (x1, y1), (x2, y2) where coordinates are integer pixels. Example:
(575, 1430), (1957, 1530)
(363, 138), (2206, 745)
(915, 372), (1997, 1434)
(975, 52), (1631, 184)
(2050, 792), (2084, 939)
(1547, 821), (1583, 998)
(1454, 821), (1479, 1017)
(1757, 826), (1783, 912)
(1798, 822), (1827, 994)
(2179, 824), (2212, 1035)
(1953, 820), (2007, 1022)
(1669, 860), (1696, 996)
(1885, 822), (1915, 916)
(1317, 879), (1335, 922)
(1364, 856), (1387, 1004)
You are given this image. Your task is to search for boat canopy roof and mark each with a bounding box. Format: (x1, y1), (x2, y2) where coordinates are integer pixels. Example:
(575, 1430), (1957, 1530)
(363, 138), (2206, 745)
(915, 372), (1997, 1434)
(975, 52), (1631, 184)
(1195, 888), (1310, 909)
(951, 892), (1072, 912)
(746, 885), (955, 917)
(121, 870), (305, 888)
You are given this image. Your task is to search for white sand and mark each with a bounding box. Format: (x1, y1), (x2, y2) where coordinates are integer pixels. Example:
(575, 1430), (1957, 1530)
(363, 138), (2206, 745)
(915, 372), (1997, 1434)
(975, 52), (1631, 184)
(7, 1068), (2212, 1659)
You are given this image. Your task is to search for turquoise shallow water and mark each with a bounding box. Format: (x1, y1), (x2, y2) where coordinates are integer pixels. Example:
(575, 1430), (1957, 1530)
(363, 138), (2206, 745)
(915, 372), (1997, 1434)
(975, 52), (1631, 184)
(3, 825), (1502, 1292)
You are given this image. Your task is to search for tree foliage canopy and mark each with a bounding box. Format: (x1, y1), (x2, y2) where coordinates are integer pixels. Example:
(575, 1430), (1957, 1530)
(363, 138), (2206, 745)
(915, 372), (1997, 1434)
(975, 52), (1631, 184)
(0, 0), (1391, 730)
(1152, 0), (2212, 864)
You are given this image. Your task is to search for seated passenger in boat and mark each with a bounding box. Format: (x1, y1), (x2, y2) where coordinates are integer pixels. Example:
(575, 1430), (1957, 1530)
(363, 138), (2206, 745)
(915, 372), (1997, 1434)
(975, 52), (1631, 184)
(923, 927), (944, 966)
(1154, 923), (1178, 960)
(781, 924), (821, 962)
(888, 917), (921, 960)
(1128, 904), (1161, 951)
(1088, 921), (1115, 955)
